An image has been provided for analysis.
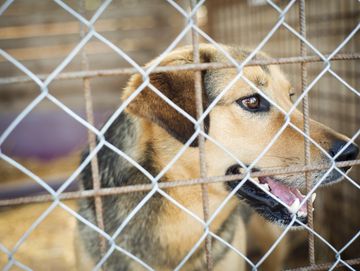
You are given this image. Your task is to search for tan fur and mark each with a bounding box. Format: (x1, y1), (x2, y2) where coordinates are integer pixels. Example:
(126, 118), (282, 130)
(213, 216), (246, 271)
(75, 234), (96, 270)
(77, 44), (354, 270)
(248, 215), (289, 271)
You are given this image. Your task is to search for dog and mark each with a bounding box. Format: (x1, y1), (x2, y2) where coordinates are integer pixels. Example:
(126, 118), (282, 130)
(75, 44), (359, 270)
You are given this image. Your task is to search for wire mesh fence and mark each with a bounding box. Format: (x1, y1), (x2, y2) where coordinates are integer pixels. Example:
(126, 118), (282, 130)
(0, 0), (359, 270)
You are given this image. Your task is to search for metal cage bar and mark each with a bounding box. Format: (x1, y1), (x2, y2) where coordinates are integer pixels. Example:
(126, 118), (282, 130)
(0, 0), (359, 270)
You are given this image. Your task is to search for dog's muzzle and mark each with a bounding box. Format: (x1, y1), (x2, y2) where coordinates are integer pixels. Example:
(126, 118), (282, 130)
(225, 165), (313, 227)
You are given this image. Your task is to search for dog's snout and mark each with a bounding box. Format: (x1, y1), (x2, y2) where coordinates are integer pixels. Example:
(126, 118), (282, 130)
(330, 141), (359, 160)
(329, 140), (359, 171)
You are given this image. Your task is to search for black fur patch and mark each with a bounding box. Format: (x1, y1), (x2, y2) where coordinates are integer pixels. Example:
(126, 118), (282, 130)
(78, 113), (166, 270)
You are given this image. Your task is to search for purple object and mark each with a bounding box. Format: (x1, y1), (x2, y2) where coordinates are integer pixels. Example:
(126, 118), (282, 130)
(0, 109), (110, 160)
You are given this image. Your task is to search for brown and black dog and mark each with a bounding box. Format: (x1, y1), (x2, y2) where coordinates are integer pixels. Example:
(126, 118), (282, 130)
(76, 44), (358, 270)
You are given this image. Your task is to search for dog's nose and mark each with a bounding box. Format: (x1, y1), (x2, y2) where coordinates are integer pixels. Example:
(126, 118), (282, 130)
(329, 140), (359, 171)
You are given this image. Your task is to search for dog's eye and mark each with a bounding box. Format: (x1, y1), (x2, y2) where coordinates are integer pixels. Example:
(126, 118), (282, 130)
(242, 96), (260, 109)
(237, 94), (270, 112)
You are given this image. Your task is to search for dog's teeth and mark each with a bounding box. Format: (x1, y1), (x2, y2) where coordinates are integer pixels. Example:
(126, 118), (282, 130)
(260, 183), (270, 191)
(257, 183), (269, 191)
(311, 193), (316, 203)
(296, 210), (307, 218)
(288, 198), (300, 214)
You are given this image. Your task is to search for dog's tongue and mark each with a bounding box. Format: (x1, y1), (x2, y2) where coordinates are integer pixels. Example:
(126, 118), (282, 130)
(259, 176), (308, 215)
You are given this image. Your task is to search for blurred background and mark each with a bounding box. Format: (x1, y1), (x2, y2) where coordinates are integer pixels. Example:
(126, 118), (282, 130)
(0, 0), (359, 270)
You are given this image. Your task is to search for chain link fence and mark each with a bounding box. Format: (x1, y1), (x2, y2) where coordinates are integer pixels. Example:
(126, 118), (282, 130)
(0, 0), (359, 270)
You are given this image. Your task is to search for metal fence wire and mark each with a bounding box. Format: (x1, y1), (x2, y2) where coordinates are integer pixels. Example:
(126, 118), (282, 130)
(0, 0), (359, 270)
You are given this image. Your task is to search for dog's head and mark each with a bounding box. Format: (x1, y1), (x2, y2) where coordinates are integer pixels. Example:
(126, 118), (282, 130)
(122, 44), (359, 226)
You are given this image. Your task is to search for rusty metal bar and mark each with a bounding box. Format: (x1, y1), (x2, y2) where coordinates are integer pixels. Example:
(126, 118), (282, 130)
(0, 159), (358, 207)
(0, 53), (359, 85)
(79, 0), (106, 258)
(284, 257), (360, 271)
(189, 0), (213, 270)
(298, 0), (316, 265)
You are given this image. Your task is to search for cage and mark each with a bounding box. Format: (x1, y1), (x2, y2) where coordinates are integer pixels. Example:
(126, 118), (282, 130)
(0, 0), (359, 270)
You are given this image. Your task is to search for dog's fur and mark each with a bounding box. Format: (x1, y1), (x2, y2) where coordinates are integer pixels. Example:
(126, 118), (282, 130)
(76, 44), (355, 270)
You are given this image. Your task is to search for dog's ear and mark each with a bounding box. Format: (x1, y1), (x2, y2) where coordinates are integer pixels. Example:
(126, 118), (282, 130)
(123, 48), (213, 147)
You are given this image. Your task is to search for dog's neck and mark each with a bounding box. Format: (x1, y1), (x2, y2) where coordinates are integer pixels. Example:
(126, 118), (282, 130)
(83, 113), (240, 268)
(137, 118), (202, 181)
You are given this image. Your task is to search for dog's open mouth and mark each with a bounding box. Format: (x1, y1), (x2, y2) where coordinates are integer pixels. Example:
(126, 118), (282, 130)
(226, 165), (316, 227)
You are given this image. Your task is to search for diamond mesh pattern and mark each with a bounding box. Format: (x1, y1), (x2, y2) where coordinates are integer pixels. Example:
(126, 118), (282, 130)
(0, 0), (359, 270)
